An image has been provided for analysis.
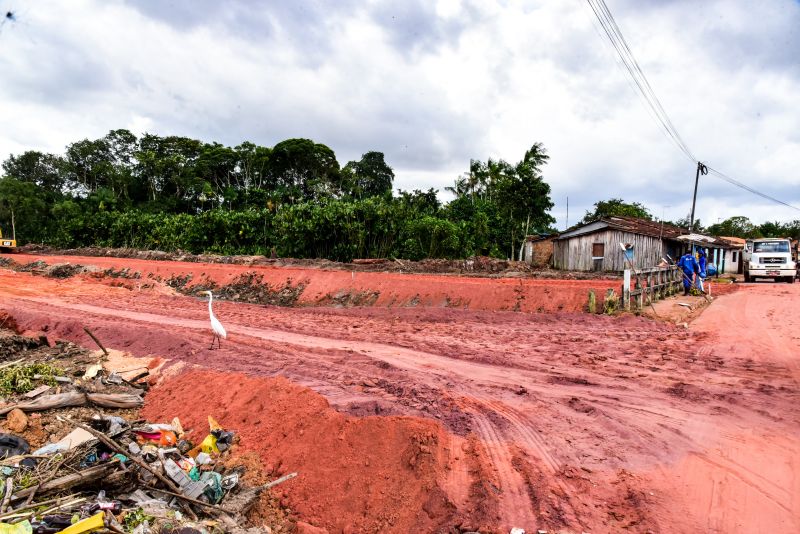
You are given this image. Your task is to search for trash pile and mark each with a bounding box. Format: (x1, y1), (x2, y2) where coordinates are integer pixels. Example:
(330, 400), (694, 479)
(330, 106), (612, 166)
(0, 326), (295, 533)
(0, 412), (294, 533)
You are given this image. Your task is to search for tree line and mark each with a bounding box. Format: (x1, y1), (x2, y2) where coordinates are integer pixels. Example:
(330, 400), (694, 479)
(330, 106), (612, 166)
(0, 130), (555, 261)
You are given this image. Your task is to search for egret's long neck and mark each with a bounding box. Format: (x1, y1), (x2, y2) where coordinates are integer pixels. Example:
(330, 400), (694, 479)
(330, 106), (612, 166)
(207, 294), (214, 315)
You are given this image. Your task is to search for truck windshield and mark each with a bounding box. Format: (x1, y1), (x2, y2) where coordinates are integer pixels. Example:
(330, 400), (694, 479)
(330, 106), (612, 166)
(754, 241), (790, 253)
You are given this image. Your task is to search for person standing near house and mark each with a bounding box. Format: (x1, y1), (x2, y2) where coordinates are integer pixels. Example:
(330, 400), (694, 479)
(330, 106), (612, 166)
(677, 250), (699, 296)
(696, 249), (707, 292)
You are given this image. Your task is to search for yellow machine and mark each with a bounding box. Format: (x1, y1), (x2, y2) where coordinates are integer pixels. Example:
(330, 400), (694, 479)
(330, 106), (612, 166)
(0, 228), (16, 252)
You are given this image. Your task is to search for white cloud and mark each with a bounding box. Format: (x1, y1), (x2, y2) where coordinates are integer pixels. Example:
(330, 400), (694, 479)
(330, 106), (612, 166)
(0, 0), (798, 225)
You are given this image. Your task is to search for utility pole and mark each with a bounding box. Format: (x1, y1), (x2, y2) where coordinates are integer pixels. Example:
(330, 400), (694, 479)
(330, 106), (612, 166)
(689, 162), (708, 233)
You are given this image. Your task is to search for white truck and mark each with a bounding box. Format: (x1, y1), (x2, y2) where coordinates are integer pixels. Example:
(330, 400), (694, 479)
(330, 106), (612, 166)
(743, 238), (796, 283)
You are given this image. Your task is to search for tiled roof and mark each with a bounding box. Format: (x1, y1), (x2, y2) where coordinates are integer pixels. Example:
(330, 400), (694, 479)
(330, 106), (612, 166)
(600, 215), (686, 239)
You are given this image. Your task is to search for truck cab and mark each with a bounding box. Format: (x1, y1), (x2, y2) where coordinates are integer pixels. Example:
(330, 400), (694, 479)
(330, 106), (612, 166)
(0, 228), (16, 253)
(743, 238), (795, 283)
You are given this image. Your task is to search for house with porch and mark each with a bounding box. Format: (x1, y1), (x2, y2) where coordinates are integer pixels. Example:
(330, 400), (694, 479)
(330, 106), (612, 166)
(552, 215), (737, 273)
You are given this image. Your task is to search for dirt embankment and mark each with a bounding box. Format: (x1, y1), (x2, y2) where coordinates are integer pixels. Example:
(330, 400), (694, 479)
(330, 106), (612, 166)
(143, 370), (481, 533)
(1, 253), (622, 313)
(1, 258), (798, 532)
(18, 244), (617, 279)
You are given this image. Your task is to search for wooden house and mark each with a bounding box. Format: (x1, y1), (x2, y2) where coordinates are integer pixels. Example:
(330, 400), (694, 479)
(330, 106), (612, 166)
(554, 216), (739, 272)
(553, 216), (688, 271)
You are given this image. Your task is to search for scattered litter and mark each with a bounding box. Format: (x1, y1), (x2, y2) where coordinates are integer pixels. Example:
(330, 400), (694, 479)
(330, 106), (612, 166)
(0, 391), (142, 416)
(55, 511), (104, 534)
(0, 329), (298, 532)
(82, 364), (103, 379)
(0, 434), (29, 459)
(32, 375), (71, 383)
(32, 427), (94, 455)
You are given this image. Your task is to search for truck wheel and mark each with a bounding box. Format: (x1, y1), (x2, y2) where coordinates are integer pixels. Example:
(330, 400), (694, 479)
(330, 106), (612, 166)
(744, 272), (751, 283)
(788, 277), (796, 284)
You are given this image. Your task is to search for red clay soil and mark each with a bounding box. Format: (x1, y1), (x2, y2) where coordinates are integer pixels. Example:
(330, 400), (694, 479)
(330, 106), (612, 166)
(142, 371), (471, 533)
(0, 261), (798, 532)
(4, 253), (620, 313)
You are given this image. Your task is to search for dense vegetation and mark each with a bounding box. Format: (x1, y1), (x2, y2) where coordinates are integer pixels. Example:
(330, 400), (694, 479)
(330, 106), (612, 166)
(0, 130), (555, 261)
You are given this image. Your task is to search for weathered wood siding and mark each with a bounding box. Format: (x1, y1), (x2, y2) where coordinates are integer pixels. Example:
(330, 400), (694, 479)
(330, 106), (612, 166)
(554, 230), (681, 271)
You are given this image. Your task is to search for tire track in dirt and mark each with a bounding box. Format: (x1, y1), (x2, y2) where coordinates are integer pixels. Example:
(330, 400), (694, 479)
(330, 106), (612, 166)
(688, 452), (793, 514)
(467, 408), (538, 528)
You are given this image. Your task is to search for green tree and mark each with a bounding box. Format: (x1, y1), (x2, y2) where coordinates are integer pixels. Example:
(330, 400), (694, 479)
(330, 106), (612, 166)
(234, 142), (272, 191)
(2, 151), (66, 194)
(0, 178), (51, 243)
(447, 143), (555, 259)
(706, 216), (760, 238)
(670, 215), (703, 233)
(581, 198), (652, 224)
(268, 138), (340, 202)
(134, 134), (204, 211)
(341, 151), (394, 198)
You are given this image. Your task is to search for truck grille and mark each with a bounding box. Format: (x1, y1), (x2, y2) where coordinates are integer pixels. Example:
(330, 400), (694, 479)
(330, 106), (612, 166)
(762, 257), (785, 264)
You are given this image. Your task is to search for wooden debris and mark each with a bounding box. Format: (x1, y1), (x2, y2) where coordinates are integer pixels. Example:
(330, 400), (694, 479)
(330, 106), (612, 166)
(83, 327), (109, 356)
(23, 384), (51, 399)
(0, 391), (143, 415)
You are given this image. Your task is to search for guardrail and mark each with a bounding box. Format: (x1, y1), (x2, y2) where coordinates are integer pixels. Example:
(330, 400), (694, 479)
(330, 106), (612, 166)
(622, 265), (682, 311)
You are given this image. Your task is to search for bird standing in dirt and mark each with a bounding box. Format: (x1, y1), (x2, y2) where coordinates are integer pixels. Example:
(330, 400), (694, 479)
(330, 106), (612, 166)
(202, 291), (227, 349)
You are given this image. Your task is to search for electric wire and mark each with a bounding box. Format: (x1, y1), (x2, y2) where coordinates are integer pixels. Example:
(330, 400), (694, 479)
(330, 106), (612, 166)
(583, 2), (687, 159)
(595, 0), (696, 161)
(706, 166), (800, 212)
(586, 0), (695, 163)
(584, 0), (800, 212)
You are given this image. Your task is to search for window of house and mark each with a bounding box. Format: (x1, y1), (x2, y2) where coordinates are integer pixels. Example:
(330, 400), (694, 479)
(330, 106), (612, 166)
(592, 243), (604, 258)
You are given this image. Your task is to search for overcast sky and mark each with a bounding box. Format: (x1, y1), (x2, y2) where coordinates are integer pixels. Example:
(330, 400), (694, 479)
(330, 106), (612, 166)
(0, 0), (798, 227)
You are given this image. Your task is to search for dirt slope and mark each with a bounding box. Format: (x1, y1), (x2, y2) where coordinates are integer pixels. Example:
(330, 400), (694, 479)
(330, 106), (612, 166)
(2, 253), (620, 313)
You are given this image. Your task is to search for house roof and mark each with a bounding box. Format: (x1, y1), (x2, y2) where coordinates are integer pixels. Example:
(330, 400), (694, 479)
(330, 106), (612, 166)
(524, 234), (555, 243)
(554, 215), (745, 248)
(556, 215), (686, 240)
(717, 236), (746, 247)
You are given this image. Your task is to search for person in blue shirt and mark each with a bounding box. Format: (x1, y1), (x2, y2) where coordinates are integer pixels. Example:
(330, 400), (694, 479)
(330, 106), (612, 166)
(696, 249), (707, 293)
(677, 250), (699, 296)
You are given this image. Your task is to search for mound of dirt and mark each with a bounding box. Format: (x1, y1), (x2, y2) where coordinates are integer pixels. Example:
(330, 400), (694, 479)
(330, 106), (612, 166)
(141, 369), (480, 533)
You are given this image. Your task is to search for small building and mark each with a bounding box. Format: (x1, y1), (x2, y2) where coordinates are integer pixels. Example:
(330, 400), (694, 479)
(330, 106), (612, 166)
(522, 234), (555, 267)
(716, 236), (746, 274)
(553, 216), (687, 271)
(552, 216), (737, 273)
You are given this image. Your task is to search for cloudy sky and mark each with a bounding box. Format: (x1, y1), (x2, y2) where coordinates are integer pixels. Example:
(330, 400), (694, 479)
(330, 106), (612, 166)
(0, 0), (798, 227)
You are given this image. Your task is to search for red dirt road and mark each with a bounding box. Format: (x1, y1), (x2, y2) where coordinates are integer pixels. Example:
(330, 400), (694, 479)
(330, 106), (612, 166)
(1, 257), (798, 533)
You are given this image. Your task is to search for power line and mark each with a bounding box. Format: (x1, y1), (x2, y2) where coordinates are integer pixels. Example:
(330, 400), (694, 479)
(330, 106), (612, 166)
(595, 0), (695, 160)
(585, 0), (695, 163)
(584, 0), (800, 213)
(706, 166), (800, 212)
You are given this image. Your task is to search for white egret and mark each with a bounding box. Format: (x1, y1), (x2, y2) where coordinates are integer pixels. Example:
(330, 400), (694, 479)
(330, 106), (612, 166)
(201, 291), (227, 349)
